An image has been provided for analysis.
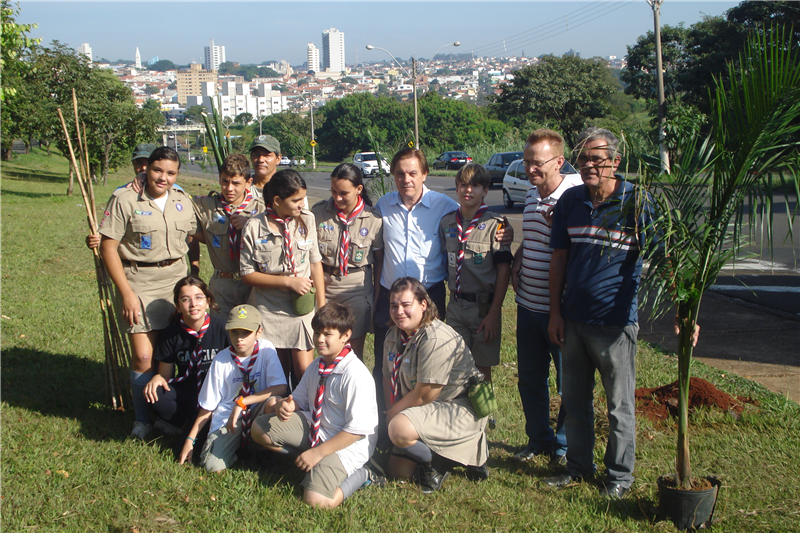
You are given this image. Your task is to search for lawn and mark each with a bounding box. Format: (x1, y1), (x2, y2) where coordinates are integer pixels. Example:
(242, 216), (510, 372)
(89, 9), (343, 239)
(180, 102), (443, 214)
(2, 148), (799, 532)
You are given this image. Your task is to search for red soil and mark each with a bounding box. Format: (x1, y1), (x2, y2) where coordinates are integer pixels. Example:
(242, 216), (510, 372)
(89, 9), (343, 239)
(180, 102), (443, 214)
(635, 377), (757, 422)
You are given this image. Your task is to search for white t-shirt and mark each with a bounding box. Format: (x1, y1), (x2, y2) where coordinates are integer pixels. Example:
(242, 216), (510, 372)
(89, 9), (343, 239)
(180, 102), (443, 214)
(292, 351), (378, 475)
(198, 338), (287, 434)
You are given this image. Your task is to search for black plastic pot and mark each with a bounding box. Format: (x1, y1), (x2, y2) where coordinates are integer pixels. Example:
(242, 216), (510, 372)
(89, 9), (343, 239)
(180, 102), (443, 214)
(657, 475), (721, 530)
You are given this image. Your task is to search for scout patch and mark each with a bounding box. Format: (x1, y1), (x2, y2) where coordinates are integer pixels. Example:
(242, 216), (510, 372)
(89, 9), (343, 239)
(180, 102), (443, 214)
(478, 223), (486, 230)
(212, 235), (221, 248)
(140, 235), (152, 250)
(217, 216), (227, 224)
(448, 252), (456, 267)
(176, 203), (183, 211)
(298, 226), (306, 235)
(251, 209), (258, 215)
(134, 210), (152, 216)
(359, 227), (369, 237)
(238, 307), (248, 319)
(473, 252), (483, 265)
(388, 352), (397, 362)
(354, 249), (365, 262)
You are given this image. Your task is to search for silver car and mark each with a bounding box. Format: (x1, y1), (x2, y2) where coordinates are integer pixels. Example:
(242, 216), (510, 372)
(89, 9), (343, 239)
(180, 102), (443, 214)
(502, 159), (580, 208)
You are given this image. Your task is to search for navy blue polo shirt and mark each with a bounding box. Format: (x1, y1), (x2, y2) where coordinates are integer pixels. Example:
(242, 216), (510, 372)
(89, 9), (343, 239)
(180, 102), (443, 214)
(550, 179), (657, 326)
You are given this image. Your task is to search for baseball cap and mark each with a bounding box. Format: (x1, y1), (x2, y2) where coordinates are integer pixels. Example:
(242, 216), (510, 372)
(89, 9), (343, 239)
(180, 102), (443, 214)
(226, 304), (262, 332)
(250, 135), (280, 154)
(131, 143), (158, 161)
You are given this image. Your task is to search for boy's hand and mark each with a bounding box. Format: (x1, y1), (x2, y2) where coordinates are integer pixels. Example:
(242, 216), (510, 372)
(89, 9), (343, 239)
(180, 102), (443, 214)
(226, 404), (243, 433)
(477, 309), (501, 343)
(122, 292), (141, 326)
(230, 213), (249, 231)
(277, 395), (296, 421)
(144, 374), (169, 404)
(295, 447), (323, 472)
(495, 217), (514, 245)
(131, 172), (146, 193)
(86, 233), (101, 250)
(179, 439), (194, 465)
(286, 277), (313, 296)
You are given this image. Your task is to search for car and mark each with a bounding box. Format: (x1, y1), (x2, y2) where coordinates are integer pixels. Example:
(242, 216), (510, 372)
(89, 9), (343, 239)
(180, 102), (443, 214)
(280, 155), (291, 166)
(290, 156), (306, 166)
(484, 151), (524, 185)
(432, 151), (472, 171)
(353, 151), (390, 177)
(501, 159), (580, 208)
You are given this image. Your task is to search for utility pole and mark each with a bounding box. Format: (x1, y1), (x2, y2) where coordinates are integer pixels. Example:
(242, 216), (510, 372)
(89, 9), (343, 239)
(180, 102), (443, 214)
(648, 0), (670, 173)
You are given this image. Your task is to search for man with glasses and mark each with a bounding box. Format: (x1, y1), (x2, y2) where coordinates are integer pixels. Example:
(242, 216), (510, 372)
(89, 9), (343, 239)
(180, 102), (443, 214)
(510, 129), (582, 465)
(544, 127), (660, 498)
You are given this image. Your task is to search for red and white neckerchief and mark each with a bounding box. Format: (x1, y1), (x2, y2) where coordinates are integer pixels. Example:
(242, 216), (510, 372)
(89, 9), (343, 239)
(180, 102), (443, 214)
(231, 341), (260, 445)
(220, 190), (254, 261)
(455, 204), (489, 298)
(309, 345), (351, 447)
(171, 314), (211, 405)
(266, 207), (297, 275)
(390, 330), (416, 405)
(334, 196), (365, 276)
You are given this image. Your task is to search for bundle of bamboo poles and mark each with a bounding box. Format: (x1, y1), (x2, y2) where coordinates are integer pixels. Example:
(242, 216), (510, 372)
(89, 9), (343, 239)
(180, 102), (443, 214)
(57, 88), (131, 410)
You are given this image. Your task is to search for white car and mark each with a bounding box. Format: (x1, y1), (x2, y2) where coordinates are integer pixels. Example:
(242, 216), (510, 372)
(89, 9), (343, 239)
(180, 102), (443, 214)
(290, 156), (306, 166)
(353, 151), (390, 177)
(280, 155), (291, 166)
(502, 159), (580, 208)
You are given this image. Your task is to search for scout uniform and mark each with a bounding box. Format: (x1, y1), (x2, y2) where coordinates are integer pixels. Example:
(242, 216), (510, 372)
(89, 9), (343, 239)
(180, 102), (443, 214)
(439, 210), (511, 367)
(192, 191), (266, 318)
(239, 209), (321, 350)
(311, 198), (383, 339)
(99, 187), (197, 334)
(383, 319), (487, 467)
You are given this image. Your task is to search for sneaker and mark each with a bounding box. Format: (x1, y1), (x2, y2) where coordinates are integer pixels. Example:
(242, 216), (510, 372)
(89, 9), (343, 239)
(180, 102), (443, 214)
(130, 421), (153, 440)
(364, 457), (387, 488)
(153, 418), (182, 437)
(417, 462), (450, 494)
(512, 445), (549, 462)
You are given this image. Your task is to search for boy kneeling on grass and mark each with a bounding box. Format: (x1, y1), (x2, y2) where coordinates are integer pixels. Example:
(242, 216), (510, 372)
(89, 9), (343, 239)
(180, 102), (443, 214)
(252, 302), (382, 508)
(180, 305), (287, 472)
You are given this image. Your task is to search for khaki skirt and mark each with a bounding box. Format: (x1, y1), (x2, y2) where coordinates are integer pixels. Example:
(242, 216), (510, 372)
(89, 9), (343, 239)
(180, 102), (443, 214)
(323, 266), (373, 339)
(402, 395), (488, 467)
(116, 258), (187, 334)
(248, 285), (314, 351)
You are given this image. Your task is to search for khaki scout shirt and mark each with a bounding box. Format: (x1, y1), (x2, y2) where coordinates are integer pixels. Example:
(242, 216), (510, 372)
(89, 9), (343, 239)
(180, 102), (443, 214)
(311, 198), (384, 270)
(383, 319), (479, 401)
(192, 191), (265, 273)
(239, 209), (321, 278)
(99, 187), (197, 263)
(439, 210), (510, 294)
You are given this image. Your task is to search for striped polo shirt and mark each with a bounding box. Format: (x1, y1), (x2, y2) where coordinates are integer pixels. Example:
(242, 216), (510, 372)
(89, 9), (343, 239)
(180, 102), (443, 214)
(515, 174), (583, 313)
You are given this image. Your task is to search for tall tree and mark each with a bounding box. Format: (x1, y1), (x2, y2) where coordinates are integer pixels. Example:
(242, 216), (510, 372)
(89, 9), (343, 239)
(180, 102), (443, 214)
(621, 23), (689, 105)
(489, 55), (616, 147)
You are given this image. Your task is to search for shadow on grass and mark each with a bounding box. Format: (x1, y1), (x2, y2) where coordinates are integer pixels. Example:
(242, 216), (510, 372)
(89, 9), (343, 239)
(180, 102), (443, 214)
(0, 188), (65, 199)
(1, 168), (68, 184)
(1, 347), (134, 443)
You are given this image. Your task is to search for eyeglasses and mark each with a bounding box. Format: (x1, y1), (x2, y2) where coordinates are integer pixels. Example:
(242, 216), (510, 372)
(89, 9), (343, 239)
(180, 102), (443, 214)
(179, 295), (207, 304)
(523, 155), (560, 169)
(576, 155), (611, 166)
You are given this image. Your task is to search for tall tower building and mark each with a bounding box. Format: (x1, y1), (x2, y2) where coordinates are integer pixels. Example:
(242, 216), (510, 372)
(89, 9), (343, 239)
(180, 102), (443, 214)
(135, 47), (142, 69)
(307, 43), (320, 73)
(176, 63), (218, 105)
(321, 28), (345, 73)
(77, 43), (92, 62)
(204, 39), (226, 71)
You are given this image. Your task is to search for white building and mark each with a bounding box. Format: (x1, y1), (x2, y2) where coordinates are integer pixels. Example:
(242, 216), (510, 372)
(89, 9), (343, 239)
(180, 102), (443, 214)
(307, 43), (320, 74)
(135, 47), (141, 69)
(204, 39), (226, 71)
(77, 43), (92, 62)
(185, 82), (288, 120)
(322, 27), (345, 73)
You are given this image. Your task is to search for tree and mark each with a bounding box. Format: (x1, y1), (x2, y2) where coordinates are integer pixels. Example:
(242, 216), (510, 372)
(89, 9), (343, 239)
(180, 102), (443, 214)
(1, 0), (40, 101)
(150, 59), (176, 72)
(184, 105), (206, 124)
(234, 112), (253, 125)
(145, 86), (160, 95)
(489, 55), (616, 147)
(621, 23), (689, 104)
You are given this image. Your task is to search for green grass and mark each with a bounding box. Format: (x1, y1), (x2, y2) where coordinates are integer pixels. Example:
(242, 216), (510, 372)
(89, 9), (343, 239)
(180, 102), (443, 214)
(3, 148), (800, 532)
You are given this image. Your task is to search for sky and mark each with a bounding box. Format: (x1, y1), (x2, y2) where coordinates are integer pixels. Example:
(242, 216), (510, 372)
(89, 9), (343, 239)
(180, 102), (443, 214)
(18, 1), (739, 67)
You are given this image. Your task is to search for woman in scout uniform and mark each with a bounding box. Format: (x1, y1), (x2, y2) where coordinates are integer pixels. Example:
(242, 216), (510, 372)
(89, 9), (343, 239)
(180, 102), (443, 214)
(311, 163), (383, 358)
(99, 146), (197, 439)
(240, 169), (325, 388)
(382, 277), (489, 493)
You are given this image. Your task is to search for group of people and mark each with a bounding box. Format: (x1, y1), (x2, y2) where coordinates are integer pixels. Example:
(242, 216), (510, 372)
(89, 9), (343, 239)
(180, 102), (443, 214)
(90, 125), (696, 507)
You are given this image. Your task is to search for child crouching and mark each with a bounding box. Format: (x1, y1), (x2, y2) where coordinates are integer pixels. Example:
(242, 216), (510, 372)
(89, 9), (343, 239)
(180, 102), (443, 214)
(252, 302), (381, 508)
(180, 305), (287, 472)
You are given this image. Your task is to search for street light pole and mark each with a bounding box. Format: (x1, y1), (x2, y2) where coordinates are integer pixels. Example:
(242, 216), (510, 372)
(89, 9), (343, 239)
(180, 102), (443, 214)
(298, 93), (317, 170)
(648, 0), (670, 173)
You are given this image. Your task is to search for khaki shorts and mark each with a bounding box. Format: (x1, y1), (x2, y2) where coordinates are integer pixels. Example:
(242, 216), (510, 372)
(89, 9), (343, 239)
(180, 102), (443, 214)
(116, 258), (187, 334)
(446, 298), (501, 367)
(253, 412), (348, 499)
(209, 274), (252, 320)
(200, 400), (268, 472)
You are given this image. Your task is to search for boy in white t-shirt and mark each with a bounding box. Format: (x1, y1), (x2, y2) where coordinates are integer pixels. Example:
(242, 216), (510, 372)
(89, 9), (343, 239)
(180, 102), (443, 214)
(252, 302), (381, 508)
(180, 305), (288, 472)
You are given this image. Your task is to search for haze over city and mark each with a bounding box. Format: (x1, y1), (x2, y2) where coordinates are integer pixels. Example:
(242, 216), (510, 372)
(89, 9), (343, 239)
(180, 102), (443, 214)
(20, 1), (737, 66)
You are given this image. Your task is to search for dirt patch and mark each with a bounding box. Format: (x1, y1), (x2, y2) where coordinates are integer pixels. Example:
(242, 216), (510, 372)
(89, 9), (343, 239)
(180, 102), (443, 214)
(635, 377), (757, 423)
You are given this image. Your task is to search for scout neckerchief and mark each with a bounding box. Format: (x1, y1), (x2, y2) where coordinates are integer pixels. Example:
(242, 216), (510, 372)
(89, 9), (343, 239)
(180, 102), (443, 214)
(220, 190), (254, 261)
(455, 204), (489, 298)
(334, 196), (365, 276)
(231, 341), (260, 446)
(266, 207), (297, 275)
(171, 314), (211, 405)
(390, 329), (417, 405)
(309, 345), (351, 447)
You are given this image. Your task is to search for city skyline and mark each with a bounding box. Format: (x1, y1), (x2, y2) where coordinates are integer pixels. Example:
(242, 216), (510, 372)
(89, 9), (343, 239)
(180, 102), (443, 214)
(19, 1), (738, 67)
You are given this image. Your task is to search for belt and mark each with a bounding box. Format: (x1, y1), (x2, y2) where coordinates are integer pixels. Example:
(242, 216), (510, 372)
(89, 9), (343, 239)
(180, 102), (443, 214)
(453, 291), (494, 303)
(123, 258), (180, 268)
(322, 264), (370, 275)
(215, 270), (241, 280)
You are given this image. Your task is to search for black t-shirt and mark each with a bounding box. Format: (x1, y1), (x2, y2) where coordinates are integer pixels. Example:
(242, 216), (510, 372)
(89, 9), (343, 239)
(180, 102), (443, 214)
(154, 315), (230, 382)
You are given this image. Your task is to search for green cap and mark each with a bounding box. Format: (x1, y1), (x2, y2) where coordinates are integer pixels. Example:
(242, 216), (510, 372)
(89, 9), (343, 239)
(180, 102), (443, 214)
(131, 143), (158, 161)
(226, 304), (262, 332)
(250, 135), (280, 154)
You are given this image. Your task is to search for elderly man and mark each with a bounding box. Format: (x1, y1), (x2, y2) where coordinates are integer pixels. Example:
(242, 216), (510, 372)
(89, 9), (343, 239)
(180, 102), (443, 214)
(510, 129), (582, 464)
